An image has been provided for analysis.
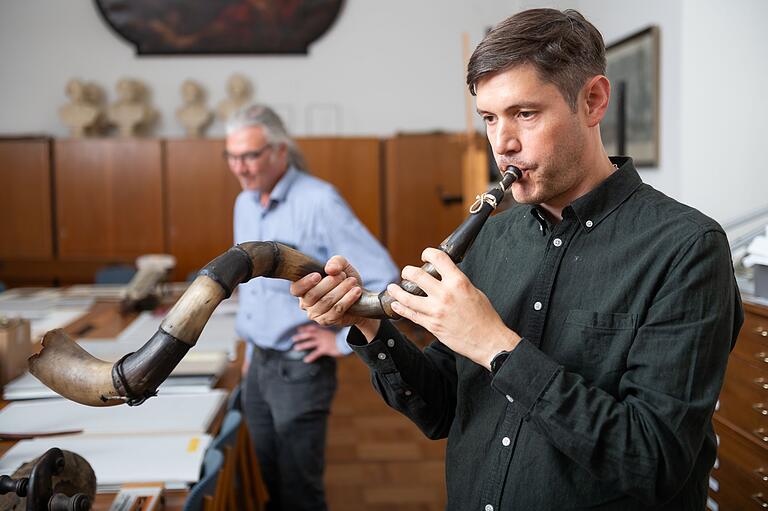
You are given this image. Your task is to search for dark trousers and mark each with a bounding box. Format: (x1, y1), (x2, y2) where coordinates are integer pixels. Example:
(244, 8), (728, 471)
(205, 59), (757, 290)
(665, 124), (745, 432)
(243, 346), (337, 511)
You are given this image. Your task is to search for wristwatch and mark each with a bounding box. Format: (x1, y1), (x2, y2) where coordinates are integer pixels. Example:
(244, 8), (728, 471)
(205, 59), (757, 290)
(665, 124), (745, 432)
(489, 350), (513, 375)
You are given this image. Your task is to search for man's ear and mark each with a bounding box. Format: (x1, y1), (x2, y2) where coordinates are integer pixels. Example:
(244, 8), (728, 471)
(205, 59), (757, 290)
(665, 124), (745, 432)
(582, 75), (610, 127)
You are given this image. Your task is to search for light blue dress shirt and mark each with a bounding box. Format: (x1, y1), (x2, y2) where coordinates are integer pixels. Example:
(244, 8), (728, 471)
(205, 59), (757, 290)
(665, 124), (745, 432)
(233, 166), (399, 355)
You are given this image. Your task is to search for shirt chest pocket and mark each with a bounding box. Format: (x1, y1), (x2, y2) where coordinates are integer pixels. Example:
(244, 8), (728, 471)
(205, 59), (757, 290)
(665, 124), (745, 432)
(562, 309), (638, 393)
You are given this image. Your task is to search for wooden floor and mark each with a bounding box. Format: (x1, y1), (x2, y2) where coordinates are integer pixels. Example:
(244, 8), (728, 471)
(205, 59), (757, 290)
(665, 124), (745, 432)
(325, 324), (447, 511)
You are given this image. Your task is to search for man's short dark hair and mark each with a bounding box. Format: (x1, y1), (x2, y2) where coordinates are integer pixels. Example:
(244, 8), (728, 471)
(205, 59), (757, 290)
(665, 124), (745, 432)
(467, 8), (606, 111)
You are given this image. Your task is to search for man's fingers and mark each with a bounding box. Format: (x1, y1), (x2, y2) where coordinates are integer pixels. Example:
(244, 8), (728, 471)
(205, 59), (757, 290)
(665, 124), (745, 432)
(387, 282), (430, 315)
(400, 264), (441, 297)
(292, 340), (317, 351)
(313, 286), (362, 326)
(421, 248), (460, 279)
(300, 273), (348, 309)
(290, 273), (322, 298)
(303, 349), (323, 364)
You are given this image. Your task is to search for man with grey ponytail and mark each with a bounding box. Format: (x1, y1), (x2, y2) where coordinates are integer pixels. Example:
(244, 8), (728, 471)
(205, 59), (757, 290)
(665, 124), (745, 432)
(225, 104), (398, 510)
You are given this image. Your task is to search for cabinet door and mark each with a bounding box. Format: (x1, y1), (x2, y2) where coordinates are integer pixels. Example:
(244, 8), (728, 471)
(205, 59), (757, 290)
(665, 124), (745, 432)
(165, 139), (241, 281)
(296, 137), (383, 241)
(384, 134), (469, 269)
(55, 139), (164, 260)
(0, 139), (53, 260)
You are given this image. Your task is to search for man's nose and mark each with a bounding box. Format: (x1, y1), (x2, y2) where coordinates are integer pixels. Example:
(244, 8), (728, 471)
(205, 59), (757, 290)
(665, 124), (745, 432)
(492, 120), (522, 156)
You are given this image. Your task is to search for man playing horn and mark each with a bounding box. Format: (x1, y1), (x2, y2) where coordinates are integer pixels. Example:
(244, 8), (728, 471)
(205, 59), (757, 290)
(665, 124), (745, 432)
(224, 104), (398, 511)
(290, 8), (743, 510)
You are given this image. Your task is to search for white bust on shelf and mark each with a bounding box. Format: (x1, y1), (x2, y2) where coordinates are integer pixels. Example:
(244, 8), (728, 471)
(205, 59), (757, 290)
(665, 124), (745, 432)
(58, 79), (101, 138)
(107, 78), (156, 137)
(216, 74), (253, 121)
(176, 80), (212, 138)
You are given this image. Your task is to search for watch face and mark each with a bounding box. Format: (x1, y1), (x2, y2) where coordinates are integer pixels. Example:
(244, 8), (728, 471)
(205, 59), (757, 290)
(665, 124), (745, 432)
(491, 351), (510, 374)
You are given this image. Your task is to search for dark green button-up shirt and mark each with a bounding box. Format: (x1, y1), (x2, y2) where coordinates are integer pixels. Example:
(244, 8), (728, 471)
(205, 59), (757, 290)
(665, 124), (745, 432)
(349, 158), (743, 510)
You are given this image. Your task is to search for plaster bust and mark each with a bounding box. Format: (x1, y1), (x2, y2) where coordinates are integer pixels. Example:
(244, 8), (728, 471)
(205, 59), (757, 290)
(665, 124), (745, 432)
(107, 78), (156, 137)
(58, 79), (101, 138)
(176, 79), (212, 137)
(216, 74), (253, 121)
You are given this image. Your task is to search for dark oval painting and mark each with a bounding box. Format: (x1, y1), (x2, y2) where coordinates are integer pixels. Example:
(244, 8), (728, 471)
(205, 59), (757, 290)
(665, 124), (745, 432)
(94, 0), (345, 55)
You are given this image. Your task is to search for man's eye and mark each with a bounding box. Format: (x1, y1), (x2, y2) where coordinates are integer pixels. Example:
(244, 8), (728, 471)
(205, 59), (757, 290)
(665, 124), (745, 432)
(482, 115), (495, 124)
(518, 111), (536, 119)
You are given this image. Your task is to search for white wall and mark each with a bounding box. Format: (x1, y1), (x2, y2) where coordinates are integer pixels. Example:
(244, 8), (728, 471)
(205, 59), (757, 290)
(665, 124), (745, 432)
(0, 0), (764, 226)
(679, 0), (768, 226)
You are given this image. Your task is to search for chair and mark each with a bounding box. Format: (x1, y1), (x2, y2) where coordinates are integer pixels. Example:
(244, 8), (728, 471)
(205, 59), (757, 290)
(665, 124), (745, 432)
(183, 448), (224, 511)
(212, 407), (269, 510)
(210, 410), (243, 511)
(94, 265), (136, 284)
(227, 383), (243, 412)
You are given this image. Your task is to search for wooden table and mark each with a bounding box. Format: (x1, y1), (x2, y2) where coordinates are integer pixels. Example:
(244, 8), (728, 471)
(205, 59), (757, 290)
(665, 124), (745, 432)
(0, 299), (243, 510)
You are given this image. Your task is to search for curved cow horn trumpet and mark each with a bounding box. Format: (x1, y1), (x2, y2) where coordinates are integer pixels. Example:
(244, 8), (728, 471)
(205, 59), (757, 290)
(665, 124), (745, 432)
(28, 167), (522, 407)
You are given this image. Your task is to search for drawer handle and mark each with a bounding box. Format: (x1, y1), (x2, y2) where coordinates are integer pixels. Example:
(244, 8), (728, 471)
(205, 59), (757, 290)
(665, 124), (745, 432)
(752, 493), (768, 508)
(754, 326), (768, 337)
(756, 468), (768, 483)
(753, 428), (768, 444)
(756, 378), (768, 391)
(754, 403), (768, 416)
(757, 353), (768, 364)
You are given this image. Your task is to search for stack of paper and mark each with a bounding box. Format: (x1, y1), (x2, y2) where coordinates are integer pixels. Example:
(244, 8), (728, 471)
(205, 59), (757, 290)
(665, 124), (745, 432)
(0, 391), (226, 437)
(118, 311), (239, 357)
(0, 288), (92, 338)
(0, 433), (211, 492)
(744, 226), (768, 267)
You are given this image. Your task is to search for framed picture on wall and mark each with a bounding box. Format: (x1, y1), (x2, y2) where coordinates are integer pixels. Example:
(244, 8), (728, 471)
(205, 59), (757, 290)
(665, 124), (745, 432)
(94, 0), (344, 55)
(600, 26), (660, 167)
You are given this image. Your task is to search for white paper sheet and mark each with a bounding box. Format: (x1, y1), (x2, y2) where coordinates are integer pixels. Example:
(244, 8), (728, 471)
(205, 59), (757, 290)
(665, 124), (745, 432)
(0, 433), (211, 491)
(0, 390), (226, 437)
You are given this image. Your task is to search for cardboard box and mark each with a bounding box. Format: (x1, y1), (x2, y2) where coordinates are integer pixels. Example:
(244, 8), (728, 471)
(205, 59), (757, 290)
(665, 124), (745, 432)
(0, 318), (31, 389)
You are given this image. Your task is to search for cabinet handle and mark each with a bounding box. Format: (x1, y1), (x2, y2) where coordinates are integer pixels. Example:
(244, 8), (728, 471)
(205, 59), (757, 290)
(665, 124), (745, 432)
(751, 493), (768, 508)
(754, 403), (768, 416)
(757, 353), (768, 364)
(754, 326), (768, 337)
(755, 468), (768, 483)
(756, 378), (768, 391)
(753, 428), (768, 444)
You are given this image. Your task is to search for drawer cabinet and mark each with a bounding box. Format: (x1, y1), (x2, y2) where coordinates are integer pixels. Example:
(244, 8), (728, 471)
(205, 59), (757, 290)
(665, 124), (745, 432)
(711, 301), (768, 510)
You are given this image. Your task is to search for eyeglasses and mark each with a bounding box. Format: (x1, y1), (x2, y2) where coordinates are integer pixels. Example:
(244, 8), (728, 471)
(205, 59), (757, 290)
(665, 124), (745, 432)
(223, 145), (273, 166)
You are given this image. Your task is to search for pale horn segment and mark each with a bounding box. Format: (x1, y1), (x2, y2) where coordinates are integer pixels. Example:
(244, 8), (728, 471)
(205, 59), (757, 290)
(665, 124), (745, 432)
(28, 166), (522, 407)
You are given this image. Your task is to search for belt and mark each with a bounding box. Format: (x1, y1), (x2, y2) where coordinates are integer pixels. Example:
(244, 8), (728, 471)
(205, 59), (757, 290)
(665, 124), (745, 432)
(253, 345), (308, 361)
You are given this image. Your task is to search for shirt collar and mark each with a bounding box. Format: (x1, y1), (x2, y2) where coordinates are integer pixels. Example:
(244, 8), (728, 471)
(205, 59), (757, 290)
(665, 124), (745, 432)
(529, 156), (641, 233)
(568, 156), (641, 231)
(268, 165), (299, 204)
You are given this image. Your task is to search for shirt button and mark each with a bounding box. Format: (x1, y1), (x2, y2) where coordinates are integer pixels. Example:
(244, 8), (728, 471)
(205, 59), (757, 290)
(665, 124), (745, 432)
(377, 353), (387, 360)
(506, 395), (514, 403)
(485, 505), (494, 511)
(585, 220), (594, 228)
(553, 238), (562, 247)
(533, 301), (542, 311)
(246, 313), (252, 320)
(502, 437), (511, 447)
(387, 338), (395, 348)
(404, 390), (412, 396)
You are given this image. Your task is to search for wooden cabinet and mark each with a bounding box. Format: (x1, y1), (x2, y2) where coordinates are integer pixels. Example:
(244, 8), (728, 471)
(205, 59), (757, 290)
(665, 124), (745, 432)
(0, 139), (53, 260)
(0, 135), (470, 287)
(165, 139), (241, 281)
(55, 139), (165, 260)
(384, 134), (469, 269)
(297, 137), (383, 241)
(711, 300), (768, 510)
